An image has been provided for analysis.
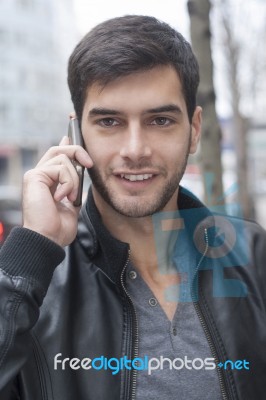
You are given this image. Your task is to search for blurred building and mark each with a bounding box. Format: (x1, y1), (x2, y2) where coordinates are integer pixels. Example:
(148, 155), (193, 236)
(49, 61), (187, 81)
(0, 0), (80, 187)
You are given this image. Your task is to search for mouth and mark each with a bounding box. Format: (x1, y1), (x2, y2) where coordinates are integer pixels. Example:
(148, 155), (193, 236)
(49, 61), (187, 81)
(114, 172), (158, 189)
(119, 173), (154, 182)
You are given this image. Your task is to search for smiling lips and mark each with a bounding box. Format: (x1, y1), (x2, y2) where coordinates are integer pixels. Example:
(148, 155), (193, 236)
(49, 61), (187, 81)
(120, 173), (154, 182)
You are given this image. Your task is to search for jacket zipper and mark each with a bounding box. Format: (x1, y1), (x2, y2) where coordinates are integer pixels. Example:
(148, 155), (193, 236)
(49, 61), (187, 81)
(120, 249), (139, 400)
(119, 230), (230, 400)
(191, 228), (229, 400)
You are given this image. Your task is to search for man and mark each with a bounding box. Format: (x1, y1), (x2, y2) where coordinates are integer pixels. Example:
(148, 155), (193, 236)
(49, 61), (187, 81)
(0, 15), (265, 400)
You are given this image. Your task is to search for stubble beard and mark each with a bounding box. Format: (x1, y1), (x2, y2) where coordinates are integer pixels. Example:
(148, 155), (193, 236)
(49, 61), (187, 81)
(88, 136), (191, 218)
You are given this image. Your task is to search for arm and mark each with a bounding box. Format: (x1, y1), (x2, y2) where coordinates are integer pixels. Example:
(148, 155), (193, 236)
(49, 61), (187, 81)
(0, 227), (64, 394)
(0, 137), (93, 397)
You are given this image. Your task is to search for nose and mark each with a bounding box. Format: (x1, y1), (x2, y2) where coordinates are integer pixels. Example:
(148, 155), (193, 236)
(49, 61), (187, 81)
(119, 123), (152, 162)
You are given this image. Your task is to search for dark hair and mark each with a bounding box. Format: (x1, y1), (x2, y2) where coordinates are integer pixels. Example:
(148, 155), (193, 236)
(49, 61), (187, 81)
(68, 15), (199, 122)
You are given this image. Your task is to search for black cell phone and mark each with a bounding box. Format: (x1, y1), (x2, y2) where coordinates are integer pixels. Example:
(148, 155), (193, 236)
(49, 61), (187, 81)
(68, 117), (84, 207)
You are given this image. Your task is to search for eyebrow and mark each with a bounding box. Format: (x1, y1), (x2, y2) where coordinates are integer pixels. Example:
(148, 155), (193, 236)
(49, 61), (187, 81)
(145, 104), (183, 115)
(88, 104), (183, 118)
(88, 108), (120, 117)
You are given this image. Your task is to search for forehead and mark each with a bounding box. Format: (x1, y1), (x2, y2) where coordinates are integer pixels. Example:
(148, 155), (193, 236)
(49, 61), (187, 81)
(83, 66), (187, 116)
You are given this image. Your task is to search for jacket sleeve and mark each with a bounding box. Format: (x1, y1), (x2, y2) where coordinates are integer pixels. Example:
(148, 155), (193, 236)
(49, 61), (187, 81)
(0, 227), (65, 398)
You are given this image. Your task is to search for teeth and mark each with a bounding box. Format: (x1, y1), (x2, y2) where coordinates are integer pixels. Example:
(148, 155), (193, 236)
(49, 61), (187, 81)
(120, 174), (153, 181)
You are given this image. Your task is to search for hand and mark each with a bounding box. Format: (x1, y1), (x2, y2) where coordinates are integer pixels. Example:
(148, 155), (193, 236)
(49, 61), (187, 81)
(22, 136), (93, 247)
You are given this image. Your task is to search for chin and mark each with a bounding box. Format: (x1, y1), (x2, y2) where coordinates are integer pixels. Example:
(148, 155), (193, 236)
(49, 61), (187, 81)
(108, 195), (174, 218)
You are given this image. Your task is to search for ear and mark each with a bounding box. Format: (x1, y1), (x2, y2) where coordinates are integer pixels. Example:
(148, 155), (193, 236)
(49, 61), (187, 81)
(189, 106), (202, 154)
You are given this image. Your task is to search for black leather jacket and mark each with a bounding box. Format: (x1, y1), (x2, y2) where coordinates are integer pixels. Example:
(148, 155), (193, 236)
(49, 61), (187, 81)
(0, 187), (265, 400)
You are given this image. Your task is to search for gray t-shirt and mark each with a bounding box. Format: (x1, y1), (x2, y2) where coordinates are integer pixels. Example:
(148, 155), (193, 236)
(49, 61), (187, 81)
(126, 264), (222, 400)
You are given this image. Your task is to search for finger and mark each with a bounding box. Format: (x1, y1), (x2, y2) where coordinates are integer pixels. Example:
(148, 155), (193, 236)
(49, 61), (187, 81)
(34, 164), (79, 203)
(69, 111), (77, 119)
(59, 136), (70, 146)
(39, 153), (79, 175)
(37, 145), (93, 168)
(38, 154), (80, 196)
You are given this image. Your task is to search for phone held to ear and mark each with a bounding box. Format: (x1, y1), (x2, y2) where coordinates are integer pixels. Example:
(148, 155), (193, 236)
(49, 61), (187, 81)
(68, 116), (85, 207)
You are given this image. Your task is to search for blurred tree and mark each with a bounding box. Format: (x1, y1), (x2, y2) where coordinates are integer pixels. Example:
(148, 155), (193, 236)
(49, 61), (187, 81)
(214, 0), (266, 219)
(187, 0), (224, 208)
(220, 1), (252, 219)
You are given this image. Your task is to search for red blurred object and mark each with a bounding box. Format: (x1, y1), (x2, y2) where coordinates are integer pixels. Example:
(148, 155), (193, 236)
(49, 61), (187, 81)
(0, 221), (4, 243)
(0, 187), (22, 246)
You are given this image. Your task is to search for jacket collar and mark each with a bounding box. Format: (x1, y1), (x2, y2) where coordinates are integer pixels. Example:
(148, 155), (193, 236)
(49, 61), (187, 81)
(77, 185), (212, 285)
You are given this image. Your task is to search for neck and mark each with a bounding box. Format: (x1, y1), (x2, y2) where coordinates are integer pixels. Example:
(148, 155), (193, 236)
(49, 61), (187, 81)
(92, 186), (180, 279)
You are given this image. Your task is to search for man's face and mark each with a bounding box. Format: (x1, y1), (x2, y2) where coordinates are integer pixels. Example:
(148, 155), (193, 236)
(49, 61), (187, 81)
(81, 66), (201, 217)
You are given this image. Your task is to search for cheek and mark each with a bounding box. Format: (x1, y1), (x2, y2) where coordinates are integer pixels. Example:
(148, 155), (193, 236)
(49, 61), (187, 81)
(163, 143), (190, 173)
(160, 138), (190, 160)
(83, 137), (115, 169)
(83, 134), (100, 157)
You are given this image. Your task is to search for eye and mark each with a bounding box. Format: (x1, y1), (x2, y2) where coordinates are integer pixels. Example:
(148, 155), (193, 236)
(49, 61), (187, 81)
(150, 117), (172, 126)
(98, 118), (119, 127)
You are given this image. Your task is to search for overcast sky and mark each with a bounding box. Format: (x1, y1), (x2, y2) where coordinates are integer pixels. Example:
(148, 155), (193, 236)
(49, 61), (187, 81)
(74, 0), (190, 38)
(73, 0), (266, 119)
(73, 0), (233, 116)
